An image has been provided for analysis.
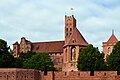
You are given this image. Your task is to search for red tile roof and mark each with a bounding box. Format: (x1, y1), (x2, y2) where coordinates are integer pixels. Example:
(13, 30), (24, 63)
(31, 41), (64, 53)
(107, 34), (118, 43)
(64, 28), (88, 46)
(103, 34), (118, 46)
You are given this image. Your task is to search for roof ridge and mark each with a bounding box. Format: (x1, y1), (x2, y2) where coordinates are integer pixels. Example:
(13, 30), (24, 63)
(32, 40), (64, 44)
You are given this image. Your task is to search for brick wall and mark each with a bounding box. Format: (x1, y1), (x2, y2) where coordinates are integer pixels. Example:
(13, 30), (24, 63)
(0, 68), (120, 80)
(42, 71), (119, 80)
(0, 68), (41, 80)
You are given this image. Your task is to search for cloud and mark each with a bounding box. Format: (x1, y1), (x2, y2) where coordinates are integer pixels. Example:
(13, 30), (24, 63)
(0, 0), (120, 51)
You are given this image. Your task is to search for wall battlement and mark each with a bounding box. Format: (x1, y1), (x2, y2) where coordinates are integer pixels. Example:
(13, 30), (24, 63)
(43, 71), (119, 80)
(0, 68), (120, 80)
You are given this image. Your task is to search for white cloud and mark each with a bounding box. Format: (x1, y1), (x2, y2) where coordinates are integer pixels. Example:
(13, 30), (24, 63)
(0, 0), (120, 51)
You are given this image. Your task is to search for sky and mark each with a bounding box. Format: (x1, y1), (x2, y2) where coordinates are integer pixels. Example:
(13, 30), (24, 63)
(0, 0), (120, 51)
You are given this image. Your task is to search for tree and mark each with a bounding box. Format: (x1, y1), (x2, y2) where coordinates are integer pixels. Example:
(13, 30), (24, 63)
(107, 41), (120, 74)
(23, 52), (55, 71)
(77, 44), (105, 72)
(0, 39), (15, 68)
(14, 51), (36, 68)
(0, 39), (10, 54)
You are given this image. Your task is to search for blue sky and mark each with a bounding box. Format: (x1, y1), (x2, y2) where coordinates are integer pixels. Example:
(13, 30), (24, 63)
(0, 0), (120, 51)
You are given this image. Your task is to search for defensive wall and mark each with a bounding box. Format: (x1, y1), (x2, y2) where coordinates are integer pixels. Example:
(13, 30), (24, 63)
(0, 68), (40, 80)
(0, 68), (120, 80)
(42, 71), (120, 80)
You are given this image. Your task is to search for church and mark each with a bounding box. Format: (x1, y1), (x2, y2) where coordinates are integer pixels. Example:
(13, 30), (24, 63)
(13, 15), (118, 72)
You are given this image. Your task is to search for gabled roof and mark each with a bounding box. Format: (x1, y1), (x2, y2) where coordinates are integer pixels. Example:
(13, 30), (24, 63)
(31, 41), (64, 53)
(65, 28), (88, 46)
(107, 34), (118, 43)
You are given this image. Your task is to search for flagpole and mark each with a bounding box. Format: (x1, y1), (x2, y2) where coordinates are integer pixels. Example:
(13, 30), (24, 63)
(70, 8), (74, 15)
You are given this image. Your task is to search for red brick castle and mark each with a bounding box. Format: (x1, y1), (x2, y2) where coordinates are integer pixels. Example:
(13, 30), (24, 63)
(13, 15), (119, 72)
(13, 15), (88, 71)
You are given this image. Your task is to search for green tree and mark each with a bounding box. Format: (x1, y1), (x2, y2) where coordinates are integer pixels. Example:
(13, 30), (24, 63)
(14, 51), (36, 68)
(107, 41), (120, 74)
(0, 39), (15, 68)
(23, 52), (55, 71)
(77, 44), (105, 72)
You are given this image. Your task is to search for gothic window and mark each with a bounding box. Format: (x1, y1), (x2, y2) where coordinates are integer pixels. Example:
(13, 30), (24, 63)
(73, 40), (74, 43)
(66, 33), (68, 37)
(71, 47), (76, 61)
(108, 47), (111, 55)
(66, 28), (68, 32)
(66, 49), (67, 61)
(66, 23), (68, 26)
(70, 28), (72, 32)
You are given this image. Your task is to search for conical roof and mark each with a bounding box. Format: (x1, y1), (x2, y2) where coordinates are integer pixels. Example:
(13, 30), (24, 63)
(65, 28), (88, 46)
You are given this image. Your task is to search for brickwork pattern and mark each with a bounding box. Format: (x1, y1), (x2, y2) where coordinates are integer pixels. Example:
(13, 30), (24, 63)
(0, 68), (40, 80)
(42, 71), (120, 80)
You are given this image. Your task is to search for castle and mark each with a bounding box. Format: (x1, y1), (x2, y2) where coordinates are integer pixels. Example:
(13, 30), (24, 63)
(13, 15), (118, 72)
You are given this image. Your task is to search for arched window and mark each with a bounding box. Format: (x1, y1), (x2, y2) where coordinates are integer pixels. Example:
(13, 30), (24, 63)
(71, 47), (76, 61)
(66, 49), (67, 61)
(108, 47), (111, 55)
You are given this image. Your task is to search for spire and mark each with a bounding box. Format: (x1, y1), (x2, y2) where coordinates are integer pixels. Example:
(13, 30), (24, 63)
(112, 29), (114, 34)
(107, 30), (118, 43)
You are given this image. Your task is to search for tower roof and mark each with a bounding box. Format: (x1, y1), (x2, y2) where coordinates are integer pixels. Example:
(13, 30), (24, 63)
(107, 34), (118, 43)
(64, 28), (88, 46)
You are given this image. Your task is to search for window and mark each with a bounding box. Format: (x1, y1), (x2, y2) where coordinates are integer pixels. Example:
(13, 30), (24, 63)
(66, 33), (68, 36)
(73, 40), (74, 43)
(71, 47), (76, 61)
(70, 28), (72, 31)
(66, 28), (68, 32)
(108, 47), (111, 55)
(66, 23), (68, 26)
(66, 49), (67, 61)
(14, 46), (16, 49)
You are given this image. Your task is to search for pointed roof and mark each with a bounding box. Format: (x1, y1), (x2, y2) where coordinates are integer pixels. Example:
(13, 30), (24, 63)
(64, 28), (88, 46)
(107, 34), (118, 43)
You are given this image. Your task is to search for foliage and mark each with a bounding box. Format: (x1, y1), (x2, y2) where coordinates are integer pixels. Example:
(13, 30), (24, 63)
(19, 51), (36, 61)
(0, 39), (15, 68)
(107, 41), (120, 74)
(77, 44), (105, 71)
(14, 51), (36, 68)
(23, 52), (55, 71)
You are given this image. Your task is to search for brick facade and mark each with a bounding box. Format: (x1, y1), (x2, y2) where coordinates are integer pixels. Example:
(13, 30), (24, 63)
(0, 68), (120, 80)
(42, 71), (120, 80)
(13, 15), (88, 71)
(102, 34), (118, 59)
(0, 68), (40, 80)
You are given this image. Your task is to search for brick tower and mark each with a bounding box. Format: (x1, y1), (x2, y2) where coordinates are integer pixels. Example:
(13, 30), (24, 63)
(103, 32), (118, 59)
(62, 15), (88, 72)
(13, 37), (31, 57)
